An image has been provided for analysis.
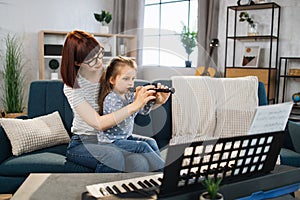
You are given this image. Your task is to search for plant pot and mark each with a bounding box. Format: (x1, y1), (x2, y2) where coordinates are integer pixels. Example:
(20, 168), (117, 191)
(199, 192), (224, 200)
(4, 112), (25, 118)
(100, 26), (109, 34)
(185, 61), (192, 67)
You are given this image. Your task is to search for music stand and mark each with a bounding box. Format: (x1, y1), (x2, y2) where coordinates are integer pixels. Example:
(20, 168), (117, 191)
(159, 131), (284, 198)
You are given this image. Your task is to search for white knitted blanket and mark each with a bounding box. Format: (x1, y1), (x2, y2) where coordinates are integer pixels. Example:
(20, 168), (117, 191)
(170, 76), (258, 145)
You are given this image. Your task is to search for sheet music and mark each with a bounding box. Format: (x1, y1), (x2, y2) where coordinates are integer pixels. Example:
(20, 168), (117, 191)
(248, 102), (293, 135)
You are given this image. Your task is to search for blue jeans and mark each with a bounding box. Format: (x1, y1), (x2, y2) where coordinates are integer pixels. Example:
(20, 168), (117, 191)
(66, 134), (150, 172)
(113, 135), (165, 171)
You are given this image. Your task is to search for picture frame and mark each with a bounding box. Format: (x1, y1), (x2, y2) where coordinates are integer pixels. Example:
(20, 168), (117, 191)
(242, 46), (260, 67)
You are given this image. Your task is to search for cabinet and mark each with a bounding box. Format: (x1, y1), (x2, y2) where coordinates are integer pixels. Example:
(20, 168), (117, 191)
(224, 3), (281, 103)
(276, 57), (300, 103)
(38, 30), (137, 79)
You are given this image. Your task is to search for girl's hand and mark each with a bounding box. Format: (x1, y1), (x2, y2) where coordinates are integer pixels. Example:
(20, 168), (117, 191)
(154, 83), (171, 105)
(133, 85), (156, 110)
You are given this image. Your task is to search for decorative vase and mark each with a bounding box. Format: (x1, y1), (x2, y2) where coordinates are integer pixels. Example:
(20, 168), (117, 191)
(185, 61), (192, 67)
(199, 192), (224, 200)
(100, 26), (109, 34)
(248, 22), (258, 36)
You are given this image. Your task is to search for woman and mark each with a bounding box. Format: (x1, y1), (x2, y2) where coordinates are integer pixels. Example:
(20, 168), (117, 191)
(60, 30), (169, 172)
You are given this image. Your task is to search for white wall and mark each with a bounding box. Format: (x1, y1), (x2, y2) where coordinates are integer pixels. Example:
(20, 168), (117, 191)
(218, 0), (300, 102)
(142, 66), (197, 82)
(0, 0), (113, 110)
(1, 0), (300, 111)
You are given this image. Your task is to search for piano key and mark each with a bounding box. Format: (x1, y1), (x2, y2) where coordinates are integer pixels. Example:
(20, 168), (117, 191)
(143, 179), (154, 187)
(128, 182), (139, 190)
(112, 185), (122, 194)
(137, 181), (147, 188)
(150, 179), (160, 186)
(105, 186), (115, 194)
(122, 183), (132, 192)
(99, 187), (109, 196)
(111, 184), (127, 193)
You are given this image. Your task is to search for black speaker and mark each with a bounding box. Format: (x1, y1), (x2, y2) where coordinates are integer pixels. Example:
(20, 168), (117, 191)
(44, 44), (63, 56)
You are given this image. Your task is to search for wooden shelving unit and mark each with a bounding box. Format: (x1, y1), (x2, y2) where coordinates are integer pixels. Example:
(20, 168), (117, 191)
(224, 3), (281, 103)
(276, 57), (300, 103)
(38, 30), (137, 80)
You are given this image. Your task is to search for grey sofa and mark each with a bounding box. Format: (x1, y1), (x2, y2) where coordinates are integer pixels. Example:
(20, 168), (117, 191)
(280, 120), (300, 167)
(0, 79), (269, 194)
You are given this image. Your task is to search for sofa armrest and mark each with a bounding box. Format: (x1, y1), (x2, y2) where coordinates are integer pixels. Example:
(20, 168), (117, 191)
(285, 120), (300, 153)
(258, 81), (268, 106)
(0, 125), (12, 163)
(280, 148), (300, 167)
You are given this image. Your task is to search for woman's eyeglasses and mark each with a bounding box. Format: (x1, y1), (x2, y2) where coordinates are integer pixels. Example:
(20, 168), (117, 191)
(83, 48), (104, 67)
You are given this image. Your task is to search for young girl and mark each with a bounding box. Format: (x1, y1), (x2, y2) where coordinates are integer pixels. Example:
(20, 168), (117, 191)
(98, 56), (170, 171)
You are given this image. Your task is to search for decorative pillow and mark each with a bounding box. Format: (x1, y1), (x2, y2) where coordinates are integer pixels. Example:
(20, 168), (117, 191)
(0, 111), (70, 156)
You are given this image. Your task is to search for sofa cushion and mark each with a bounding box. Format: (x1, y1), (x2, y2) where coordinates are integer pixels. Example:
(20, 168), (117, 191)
(0, 111), (70, 156)
(0, 144), (92, 176)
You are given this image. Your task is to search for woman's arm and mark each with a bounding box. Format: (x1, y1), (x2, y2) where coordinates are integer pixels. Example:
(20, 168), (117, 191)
(75, 86), (156, 131)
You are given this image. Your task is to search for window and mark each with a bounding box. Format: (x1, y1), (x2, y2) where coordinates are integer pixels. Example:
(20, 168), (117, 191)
(143, 0), (198, 67)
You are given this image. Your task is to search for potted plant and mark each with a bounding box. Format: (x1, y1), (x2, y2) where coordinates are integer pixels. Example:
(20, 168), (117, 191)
(94, 10), (112, 34)
(180, 24), (197, 67)
(0, 34), (26, 118)
(239, 11), (258, 36)
(200, 176), (223, 200)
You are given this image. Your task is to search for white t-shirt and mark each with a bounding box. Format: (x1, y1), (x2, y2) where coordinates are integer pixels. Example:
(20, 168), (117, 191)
(63, 74), (100, 136)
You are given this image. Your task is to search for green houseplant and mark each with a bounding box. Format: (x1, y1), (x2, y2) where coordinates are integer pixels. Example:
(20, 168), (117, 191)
(200, 176), (223, 200)
(180, 24), (197, 67)
(239, 11), (258, 36)
(94, 10), (112, 33)
(1, 34), (26, 117)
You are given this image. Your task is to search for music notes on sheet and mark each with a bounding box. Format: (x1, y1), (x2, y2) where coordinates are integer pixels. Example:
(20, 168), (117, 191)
(248, 102), (293, 135)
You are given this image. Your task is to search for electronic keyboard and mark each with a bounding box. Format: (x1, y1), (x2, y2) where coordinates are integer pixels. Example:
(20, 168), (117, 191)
(86, 173), (163, 198)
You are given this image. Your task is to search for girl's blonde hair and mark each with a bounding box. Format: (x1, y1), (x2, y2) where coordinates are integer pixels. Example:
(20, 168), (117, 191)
(98, 56), (137, 115)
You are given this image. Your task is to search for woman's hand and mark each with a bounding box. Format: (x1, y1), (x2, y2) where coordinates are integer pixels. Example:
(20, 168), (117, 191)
(132, 85), (156, 110)
(154, 83), (171, 105)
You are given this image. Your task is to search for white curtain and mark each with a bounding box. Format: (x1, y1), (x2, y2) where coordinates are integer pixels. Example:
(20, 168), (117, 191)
(112, 0), (145, 78)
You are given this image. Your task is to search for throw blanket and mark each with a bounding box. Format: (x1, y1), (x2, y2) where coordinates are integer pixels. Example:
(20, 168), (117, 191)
(170, 76), (258, 145)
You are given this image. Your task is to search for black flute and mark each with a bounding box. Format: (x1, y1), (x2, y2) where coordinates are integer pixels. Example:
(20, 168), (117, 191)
(128, 87), (175, 94)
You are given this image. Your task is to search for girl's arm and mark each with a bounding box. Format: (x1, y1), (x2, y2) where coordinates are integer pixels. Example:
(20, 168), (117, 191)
(75, 86), (156, 131)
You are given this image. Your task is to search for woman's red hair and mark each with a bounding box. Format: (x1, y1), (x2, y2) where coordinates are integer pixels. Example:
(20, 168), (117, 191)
(60, 30), (102, 88)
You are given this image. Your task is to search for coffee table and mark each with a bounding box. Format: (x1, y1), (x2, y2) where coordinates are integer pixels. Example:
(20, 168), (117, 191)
(11, 165), (300, 200)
